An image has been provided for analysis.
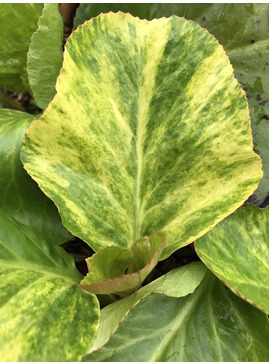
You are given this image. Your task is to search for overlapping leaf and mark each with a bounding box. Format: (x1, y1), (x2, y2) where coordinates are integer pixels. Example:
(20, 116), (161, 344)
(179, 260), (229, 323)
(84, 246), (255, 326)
(0, 209), (100, 361)
(74, 4), (269, 200)
(27, 3), (64, 109)
(195, 205), (269, 314)
(22, 13), (261, 259)
(80, 231), (165, 296)
(0, 3), (43, 92)
(84, 271), (269, 362)
(0, 109), (70, 243)
(87, 262), (207, 354)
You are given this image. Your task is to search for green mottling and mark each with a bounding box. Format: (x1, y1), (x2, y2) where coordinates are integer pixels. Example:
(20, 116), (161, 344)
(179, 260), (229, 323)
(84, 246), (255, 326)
(195, 205), (269, 314)
(0, 209), (100, 361)
(22, 13), (262, 258)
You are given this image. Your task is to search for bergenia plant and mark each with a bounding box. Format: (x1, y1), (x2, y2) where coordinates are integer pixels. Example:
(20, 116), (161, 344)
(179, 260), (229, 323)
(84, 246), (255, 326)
(0, 3), (268, 362)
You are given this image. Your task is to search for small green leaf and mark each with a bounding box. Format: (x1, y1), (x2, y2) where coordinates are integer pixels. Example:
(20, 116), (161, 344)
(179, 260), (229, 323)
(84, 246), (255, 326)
(22, 13), (262, 259)
(88, 261), (207, 354)
(0, 209), (100, 361)
(27, 3), (64, 109)
(83, 246), (133, 283)
(0, 3), (43, 92)
(80, 231), (165, 296)
(84, 271), (269, 362)
(195, 205), (269, 314)
(0, 109), (71, 243)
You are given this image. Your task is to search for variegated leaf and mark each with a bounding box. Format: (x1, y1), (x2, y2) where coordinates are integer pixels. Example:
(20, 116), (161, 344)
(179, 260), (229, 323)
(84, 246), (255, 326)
(0, 208), (100, 361)
(22, 13), (262, 259)
(195, 205), (269, 314)
(74, 3), (269, 201)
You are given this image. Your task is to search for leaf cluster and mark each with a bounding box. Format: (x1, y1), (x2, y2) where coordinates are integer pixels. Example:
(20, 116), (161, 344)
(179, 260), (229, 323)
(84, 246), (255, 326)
(0, 3), (269, 361)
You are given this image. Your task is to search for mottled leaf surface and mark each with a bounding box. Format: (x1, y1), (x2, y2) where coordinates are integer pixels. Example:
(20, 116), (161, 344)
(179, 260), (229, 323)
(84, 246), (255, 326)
(74, 3), (269, 200)
(0, 109), (71, 243)
(195, 205), (269, 314)
(80, 231), (165, 296)
(27, 3), (64, 109)
(0, 209), (100, 361)
(0, 3), (43, 92)
(84, 272), (269, 362)
(22, 13), (261, 259)
(88, 262), (207, 354)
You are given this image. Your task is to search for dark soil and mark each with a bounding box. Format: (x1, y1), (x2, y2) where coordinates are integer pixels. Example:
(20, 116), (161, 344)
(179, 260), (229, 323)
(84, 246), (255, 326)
(61, 237), (94, 276)
(2, 90), (42, 114)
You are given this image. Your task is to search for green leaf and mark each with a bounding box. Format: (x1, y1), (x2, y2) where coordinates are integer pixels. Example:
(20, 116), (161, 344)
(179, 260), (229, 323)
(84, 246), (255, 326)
(221, 5), (269, 200)
(27, 3), (64, 109)
(80, 231), (165, 296)
(73, 3), (191, 28)
(84, 271), (269, 362)
(88, 261), (207, 354)
(21, 13), (262, 259)
(195, 205), (269, 314)
(0, 3), (43, 92)
(74, 3), (269, 200)
(0, 109), (71, 243)
(0, 208), (100, 361)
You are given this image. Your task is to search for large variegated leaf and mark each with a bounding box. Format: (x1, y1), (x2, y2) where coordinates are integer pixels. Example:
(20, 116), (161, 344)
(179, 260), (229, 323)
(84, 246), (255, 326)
(74, 4), (269, 201)
(0, 3), (43, 92)
(0, 109), (70, 243)
(0, 208), (100, 361)
(21, 13), (262, 259)
(88, 262), (207, 354)
(80, 231), (165, 296)
(84, 271), (269, 362)
(27, 3), (64, 109)
(195, 205), (269, 314)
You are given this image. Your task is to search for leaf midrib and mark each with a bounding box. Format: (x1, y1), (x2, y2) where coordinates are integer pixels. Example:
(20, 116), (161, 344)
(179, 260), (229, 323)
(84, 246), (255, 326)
(0, 260), (80, 284)
(133, 24), (168, 241)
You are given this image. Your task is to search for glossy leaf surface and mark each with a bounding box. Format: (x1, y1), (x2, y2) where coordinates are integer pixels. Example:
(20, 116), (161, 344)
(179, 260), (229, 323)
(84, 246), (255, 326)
(0, 3), (43, 92)
(88, 262), (207, 353)
(74, 3), (269, 200)
(22, 13), (262, 259)
(195, 205), (269, 314)
(80, 231), (165, 296)
(84, 272), (269, 362)
(0, 109), (71, 243)
(0, 209), (100, 361)
(27, 3), (64, 109)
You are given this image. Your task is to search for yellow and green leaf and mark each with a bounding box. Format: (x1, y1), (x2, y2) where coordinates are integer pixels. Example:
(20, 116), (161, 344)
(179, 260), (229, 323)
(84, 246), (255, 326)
(22, 13), (262, 259)
(0, 209), (100, 361)
(195, 205), (269, 314)
(74, 3), (269, 201)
